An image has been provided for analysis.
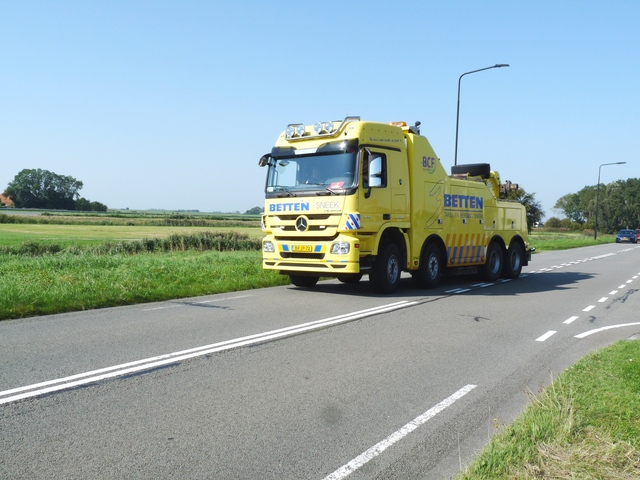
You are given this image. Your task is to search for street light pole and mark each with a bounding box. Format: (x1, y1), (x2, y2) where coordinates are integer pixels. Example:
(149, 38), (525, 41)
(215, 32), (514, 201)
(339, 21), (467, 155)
(594, 161), (626, 239)
(454, 64), (509, 166)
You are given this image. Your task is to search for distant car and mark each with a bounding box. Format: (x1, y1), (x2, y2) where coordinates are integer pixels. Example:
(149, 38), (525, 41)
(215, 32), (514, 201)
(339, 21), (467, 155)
(636, 229), (640, 241)
(615, 229), (637, 243)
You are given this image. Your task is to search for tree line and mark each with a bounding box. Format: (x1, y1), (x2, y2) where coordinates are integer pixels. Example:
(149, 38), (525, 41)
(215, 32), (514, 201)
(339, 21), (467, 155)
(2, 169), (107, 211)
(552, 178), (640, 233)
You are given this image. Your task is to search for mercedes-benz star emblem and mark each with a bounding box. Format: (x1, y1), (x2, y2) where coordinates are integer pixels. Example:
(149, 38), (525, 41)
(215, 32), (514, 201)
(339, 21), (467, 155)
(295, 216), (309, 232)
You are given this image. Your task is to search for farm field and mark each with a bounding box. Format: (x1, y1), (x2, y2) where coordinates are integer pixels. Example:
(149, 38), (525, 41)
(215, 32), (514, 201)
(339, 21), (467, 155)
(0, 211), (276, 320)
(0, 223), (263, 248)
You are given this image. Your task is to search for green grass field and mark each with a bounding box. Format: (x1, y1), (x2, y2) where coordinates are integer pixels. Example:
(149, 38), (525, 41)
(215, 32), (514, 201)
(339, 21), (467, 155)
(0, 249), (289, 318)
(0, 223), (263, 247)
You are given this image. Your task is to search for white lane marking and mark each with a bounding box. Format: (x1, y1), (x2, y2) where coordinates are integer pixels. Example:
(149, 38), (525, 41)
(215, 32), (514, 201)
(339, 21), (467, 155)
(536, 331), (557, 342)
(598, 297), (608, 303)
(593, 253), (616, 260)
(610, 290), (618, 295)
(583, 305), (596, 312)
(619, 285), (627, 289)
(0, 301), (415, 405)
(575, 323), (640, 339)
(626, 280), (633, 284)
(563, 316), (579, 325)
(141, 294), (252, 311)
(196, 294), (252, 304)
(323, 385), (477, 480)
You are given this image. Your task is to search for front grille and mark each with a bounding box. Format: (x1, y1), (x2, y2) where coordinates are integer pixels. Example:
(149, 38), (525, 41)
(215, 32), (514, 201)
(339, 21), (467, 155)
(275, 235), (339, 242)
(274, 214), (333, 221)
(280, 252), (325, 260)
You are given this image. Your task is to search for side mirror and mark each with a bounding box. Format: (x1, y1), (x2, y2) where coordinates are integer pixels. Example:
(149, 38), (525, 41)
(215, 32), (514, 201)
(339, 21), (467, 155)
(368, 155), (383, 187)
(258, 154), (272, 167)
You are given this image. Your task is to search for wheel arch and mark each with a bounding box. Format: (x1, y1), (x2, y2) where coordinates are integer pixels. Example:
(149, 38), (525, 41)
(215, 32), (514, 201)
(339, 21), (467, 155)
(488, 234), (507, 254)
(376, 227), (409, 270)
(506, 234), (529, 268)
(419, 234), (447, 267)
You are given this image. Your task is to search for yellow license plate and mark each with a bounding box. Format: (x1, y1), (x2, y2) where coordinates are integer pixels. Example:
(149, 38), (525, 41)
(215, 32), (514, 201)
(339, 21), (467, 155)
(292, 245), (313, 252)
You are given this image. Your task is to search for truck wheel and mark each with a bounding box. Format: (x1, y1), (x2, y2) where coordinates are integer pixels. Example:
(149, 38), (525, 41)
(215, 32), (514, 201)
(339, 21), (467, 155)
(370, 243), (401, 294)
(502, 243), (523, 279)
(482, 241), (503, 282)
(289, 275), (319, 288)
(412, 242), (442, 289)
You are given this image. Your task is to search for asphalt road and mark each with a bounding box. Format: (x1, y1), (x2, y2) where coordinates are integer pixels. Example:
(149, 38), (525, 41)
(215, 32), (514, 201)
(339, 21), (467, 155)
(2, 243), (640, 479)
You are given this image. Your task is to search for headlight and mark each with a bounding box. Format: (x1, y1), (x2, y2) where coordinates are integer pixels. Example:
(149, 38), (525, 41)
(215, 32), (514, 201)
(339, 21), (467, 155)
(330, 242), (350, 254)
(263, 241), (275, 253)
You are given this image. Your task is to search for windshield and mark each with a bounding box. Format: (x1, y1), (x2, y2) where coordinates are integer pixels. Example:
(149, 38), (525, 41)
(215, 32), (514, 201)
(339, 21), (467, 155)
(265, 152), (357, 195)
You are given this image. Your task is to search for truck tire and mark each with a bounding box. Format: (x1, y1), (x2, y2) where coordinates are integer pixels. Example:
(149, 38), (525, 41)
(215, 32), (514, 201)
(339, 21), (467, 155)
(412, 242), (442, 289)
(502, 242), (523, 279)
(451, 163), (491, 178)
(289, 275), (319, 288)
(369, 243), (401, 294)
(482, 241), (503, 282)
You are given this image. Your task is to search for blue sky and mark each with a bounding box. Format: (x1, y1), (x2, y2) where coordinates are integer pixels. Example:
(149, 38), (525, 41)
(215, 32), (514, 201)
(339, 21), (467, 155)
(1, 1), (638, 217)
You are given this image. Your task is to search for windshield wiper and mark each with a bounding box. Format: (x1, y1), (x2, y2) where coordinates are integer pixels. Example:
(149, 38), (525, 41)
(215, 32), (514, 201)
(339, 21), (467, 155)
(274, 186), (296, 197)
(316, 186), (339, 196)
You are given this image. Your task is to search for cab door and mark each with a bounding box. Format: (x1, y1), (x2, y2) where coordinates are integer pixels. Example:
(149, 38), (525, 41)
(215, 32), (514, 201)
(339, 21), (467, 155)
(358, 148), (391, 236)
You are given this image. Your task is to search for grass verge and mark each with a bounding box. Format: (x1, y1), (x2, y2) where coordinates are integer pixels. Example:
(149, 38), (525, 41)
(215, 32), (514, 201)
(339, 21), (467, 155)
(0, 230), (292, 320)
(529, 231), (616, 250)
(0, 249), (290, 319)
(458, 340), (640, 479)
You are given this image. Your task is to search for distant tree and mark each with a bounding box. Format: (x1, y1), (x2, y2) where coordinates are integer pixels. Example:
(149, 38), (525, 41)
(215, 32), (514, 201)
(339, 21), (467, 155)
(90, 201), (107, 212)
(555, 192), (587, 224)
(244, 206), (263, 215)
(545, 217), (563, 229)
(555, 178), (640, 234)
(76, 197), (92, 211)
(506, 187), (544, 233)
(4, 169), (83, 209)
(76, 197), (108, 212)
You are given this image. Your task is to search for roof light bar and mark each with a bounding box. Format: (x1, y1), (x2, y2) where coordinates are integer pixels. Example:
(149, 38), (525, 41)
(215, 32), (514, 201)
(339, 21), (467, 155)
(284, 116), (360, 141)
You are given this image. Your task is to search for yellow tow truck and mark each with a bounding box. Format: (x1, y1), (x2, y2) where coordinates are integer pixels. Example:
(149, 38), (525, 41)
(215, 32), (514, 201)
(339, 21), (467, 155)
(259, 117), (531, 293)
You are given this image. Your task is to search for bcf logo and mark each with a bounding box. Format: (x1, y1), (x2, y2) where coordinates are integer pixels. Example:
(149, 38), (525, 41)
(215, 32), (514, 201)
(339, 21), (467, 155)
(422, 156), (436, 173)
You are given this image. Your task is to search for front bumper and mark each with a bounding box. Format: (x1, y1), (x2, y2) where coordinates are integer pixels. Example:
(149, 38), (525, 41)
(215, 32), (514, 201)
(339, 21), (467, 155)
(262, 234), (361, 275)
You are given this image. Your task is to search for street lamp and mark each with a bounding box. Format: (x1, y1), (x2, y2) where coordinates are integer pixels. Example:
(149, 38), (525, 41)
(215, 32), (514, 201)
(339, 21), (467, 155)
(454, 64), (509, 166)
(594, 161), (626, 239)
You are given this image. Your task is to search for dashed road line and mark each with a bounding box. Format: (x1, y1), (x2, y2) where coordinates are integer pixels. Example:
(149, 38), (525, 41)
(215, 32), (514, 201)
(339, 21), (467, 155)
(536, 330), (557, 342)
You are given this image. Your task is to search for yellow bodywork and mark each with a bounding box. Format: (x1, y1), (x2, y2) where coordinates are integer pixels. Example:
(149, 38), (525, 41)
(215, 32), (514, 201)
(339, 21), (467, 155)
(260, 118), (529, 278)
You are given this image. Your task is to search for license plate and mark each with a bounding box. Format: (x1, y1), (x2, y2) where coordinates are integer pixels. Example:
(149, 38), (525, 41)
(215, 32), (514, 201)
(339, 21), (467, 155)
(292, 245), (313, 252)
